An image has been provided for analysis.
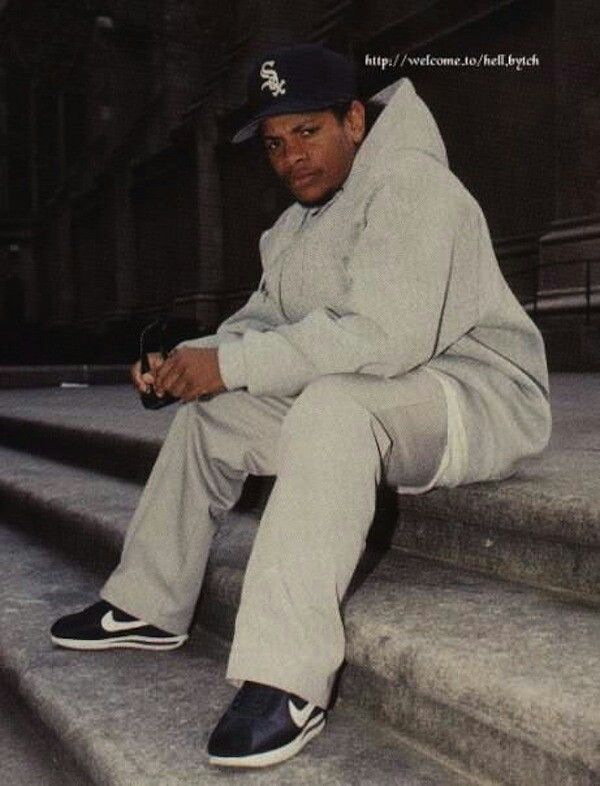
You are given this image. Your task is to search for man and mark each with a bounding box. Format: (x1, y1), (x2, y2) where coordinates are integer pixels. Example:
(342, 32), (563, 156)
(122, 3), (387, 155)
(51, 44), (551, 768)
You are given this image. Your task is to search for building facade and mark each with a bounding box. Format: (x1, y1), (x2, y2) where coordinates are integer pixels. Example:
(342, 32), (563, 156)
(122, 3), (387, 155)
(1, 0), (599, 367)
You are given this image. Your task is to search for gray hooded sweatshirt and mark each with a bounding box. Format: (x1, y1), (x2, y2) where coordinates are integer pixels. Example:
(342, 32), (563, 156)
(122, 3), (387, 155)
(182, 77), (551, 489)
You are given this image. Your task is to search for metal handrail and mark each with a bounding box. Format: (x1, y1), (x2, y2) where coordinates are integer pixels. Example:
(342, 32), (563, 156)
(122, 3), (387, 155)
(505, 256), (600, 323)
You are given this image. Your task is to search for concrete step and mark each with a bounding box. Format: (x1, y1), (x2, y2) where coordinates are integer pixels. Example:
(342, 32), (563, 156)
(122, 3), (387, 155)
(0, 385), (172, 485)
(0, 520), (476, 786)
(395, 373), (600, 600)
(0, 364), (130, 388)
(1, 377), (600, 599)
(0, 680), (91, 786)
(1, 446), (599, 785)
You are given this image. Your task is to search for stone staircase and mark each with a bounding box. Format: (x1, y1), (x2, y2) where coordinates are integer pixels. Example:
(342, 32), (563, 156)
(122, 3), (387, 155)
(0, 376), (599, 785)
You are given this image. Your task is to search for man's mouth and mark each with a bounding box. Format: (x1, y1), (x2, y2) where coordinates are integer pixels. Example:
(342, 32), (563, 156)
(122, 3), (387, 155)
(290, 170), (319, 188)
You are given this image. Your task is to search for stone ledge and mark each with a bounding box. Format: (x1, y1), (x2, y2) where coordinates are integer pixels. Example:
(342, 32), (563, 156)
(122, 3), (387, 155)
(0, 365), (130, 389)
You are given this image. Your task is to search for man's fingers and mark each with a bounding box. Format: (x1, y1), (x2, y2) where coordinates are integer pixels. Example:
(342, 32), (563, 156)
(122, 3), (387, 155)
(159, 366), (185, 397)
(158, 366), (203, 401)
(152, 348), (221, 401)
(131, 360), (151, 393)
(147, 353), (164, 373)
(132, 352), (164, 394)
(153, 354), (175, 387)
(154, 356), (183, 396)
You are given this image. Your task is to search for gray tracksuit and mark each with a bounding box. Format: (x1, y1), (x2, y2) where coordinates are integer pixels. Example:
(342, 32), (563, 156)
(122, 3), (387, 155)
(102, 78), (550, 707)
(188, 76), (551, 488)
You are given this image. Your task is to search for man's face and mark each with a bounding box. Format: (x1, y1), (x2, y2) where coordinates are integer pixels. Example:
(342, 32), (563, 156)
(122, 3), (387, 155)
(260, 101), (365, 206)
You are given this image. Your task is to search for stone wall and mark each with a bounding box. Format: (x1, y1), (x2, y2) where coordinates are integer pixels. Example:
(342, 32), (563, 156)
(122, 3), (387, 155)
(0, 0), (598, 366)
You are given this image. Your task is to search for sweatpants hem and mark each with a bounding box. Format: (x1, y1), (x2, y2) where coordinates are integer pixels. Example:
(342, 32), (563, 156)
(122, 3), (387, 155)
(225, 664), (331, 710)
(99, 585), (191, 637)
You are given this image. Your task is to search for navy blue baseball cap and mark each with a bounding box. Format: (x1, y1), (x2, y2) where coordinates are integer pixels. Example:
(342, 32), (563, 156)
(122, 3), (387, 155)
(232, 44), (358, 144)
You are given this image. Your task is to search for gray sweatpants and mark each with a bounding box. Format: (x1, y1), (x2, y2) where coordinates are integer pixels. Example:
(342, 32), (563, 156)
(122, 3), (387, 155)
(101, 370), (447, 708)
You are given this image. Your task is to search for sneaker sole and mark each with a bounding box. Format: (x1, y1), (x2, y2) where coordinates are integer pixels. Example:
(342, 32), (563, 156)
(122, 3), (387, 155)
(209, 712), (326, 769)
(50, 634), (188, 651)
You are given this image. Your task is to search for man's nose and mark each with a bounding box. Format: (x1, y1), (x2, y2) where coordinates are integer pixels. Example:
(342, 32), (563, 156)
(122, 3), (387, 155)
(282, 138), (307, 168)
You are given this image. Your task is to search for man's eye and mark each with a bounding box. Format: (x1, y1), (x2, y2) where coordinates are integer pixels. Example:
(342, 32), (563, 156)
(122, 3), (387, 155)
(264, 140), (280, 152)
(300, 126), (317, 137)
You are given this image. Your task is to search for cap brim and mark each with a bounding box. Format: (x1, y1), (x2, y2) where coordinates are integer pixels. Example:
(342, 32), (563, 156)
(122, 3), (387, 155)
(231, 96), (356, 144)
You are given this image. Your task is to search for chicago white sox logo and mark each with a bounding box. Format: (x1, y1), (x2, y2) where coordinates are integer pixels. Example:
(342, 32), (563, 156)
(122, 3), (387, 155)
(260, 60), (287, 97)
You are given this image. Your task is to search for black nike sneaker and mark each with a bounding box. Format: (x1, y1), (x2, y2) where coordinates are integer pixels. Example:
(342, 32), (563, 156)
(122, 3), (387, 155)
(50, 600), (188, 651)
(208, 681), (326, 768)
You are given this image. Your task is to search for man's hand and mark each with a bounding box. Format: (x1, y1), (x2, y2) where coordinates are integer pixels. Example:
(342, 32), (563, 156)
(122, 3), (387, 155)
(131, 352), (164, 395)
(153, 347), (226, 402)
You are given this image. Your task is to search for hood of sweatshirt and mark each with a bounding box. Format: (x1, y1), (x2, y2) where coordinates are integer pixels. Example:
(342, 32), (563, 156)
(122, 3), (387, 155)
(346, 77), (448, 188)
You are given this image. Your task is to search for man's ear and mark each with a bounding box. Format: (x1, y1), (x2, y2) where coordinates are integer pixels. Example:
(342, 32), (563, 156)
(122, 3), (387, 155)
(346, 100), (366, 145)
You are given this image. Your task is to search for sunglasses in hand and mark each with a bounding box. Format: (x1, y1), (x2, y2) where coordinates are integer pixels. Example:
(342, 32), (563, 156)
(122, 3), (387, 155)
(139, 320), (179, 410)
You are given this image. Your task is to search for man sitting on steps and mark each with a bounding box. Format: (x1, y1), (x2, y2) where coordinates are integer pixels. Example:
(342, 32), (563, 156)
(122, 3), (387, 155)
(50, 43), (551, 769)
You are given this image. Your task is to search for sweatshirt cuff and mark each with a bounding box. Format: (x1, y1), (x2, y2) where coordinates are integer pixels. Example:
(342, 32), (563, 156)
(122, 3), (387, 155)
(218, 340), (248, 390)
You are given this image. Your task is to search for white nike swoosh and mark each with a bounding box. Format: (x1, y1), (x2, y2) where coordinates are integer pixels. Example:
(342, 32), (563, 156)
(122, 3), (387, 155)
(288, 699), (316, 729)
(101, 610), (147, 633)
